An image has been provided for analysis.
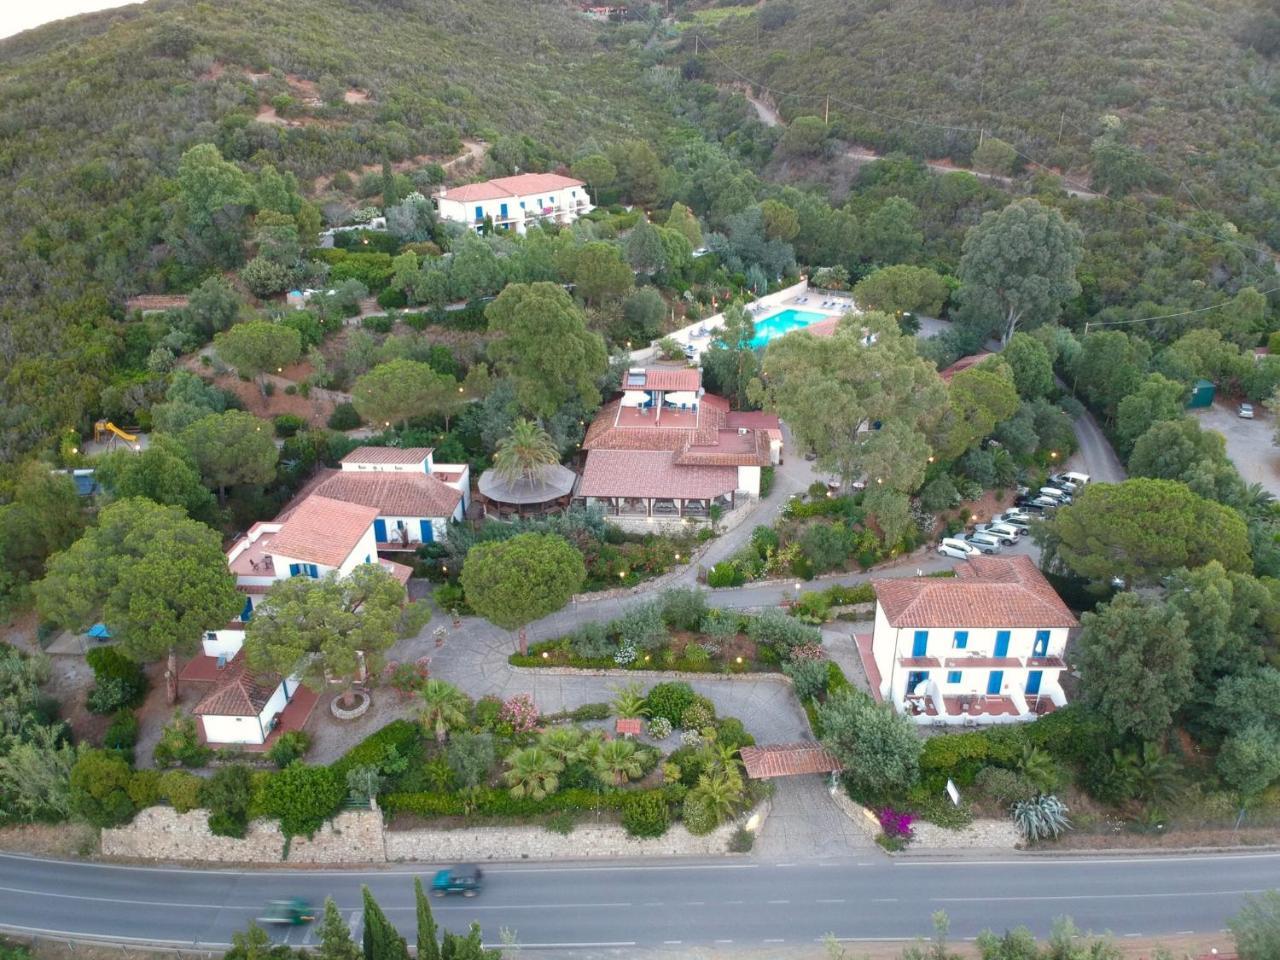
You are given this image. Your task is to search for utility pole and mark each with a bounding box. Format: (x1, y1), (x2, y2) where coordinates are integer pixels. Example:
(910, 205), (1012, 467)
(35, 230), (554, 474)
(824, 95), (830, 125)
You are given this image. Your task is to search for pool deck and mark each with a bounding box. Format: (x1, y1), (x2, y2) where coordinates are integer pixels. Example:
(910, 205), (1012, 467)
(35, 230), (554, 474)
(630, 279), (859, 363)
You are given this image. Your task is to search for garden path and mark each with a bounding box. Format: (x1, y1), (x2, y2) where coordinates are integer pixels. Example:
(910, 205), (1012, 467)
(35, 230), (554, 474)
(752, 774), (878, 859)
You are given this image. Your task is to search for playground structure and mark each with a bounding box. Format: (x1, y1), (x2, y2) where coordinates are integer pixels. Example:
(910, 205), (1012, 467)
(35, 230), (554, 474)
(93, 420), (140, 449)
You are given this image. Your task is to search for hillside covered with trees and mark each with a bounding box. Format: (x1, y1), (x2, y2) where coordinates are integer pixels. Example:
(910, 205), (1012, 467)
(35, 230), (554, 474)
(701, 0), (1280, 244)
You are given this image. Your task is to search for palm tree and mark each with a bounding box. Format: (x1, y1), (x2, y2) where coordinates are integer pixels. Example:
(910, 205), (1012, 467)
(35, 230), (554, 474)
(610, 682), (649, 720)
(538, 726), (588, 764)
(419, 679), (470, 743)
(1017, 745), (1059, 795)
(504, 746), (564, 799)
(492, 419), (560, 486)
(688, 769), (742, 826)
(593, 738), (645, 787)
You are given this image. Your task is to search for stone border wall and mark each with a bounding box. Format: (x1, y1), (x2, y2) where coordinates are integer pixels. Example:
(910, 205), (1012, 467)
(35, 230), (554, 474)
(98, 800), (770, 865)
(827, 788), (1020, 851)
(511, 664), (798, 688)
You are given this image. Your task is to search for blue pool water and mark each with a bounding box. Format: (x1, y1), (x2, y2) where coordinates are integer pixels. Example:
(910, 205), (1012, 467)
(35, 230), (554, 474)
(748, 308), (829, 347)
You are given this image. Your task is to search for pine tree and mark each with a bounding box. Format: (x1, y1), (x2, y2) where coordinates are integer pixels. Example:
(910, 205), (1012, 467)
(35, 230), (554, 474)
(362, 886), (410, 960)
(317, 897), (361, 960)
(415, 877), (441, 960)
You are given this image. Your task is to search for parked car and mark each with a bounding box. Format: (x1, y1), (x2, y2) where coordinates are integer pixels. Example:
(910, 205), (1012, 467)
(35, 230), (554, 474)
(1059, 471), (1091, 487)
(1039, 486), (1071, 503)
(965, 532), (1003, 554)
(938, 537), (980, 559)
(1239, 403), (1255, 419)
(1046, 477), (1079, 494)
(993, 511), (1031, 530)
(976, 522), (1021, 544)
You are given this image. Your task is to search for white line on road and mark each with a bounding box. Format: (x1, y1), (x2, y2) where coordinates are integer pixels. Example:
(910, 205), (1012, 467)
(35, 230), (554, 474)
(714, 939), (734, 944)
(481, 943), (637, 950)
(816, 899), (846, 904)
(0, 884), (223, 910)
(897, 852), (1280, 868)
(933, 889), (1269, 903)
(763, 938), (785, 943)
(767, 899), (790, 904)
(662, 941), (682, 945)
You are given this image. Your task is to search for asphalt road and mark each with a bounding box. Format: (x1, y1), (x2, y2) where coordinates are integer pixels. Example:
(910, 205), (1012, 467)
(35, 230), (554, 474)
(0, 850), (1268, 951)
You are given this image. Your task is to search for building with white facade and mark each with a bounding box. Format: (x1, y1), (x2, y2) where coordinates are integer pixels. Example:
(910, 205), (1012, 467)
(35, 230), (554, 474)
(434, 173), (592, 234)
(183, 495), (413, 747)
(319, 446), (468, 546)
(573, 367), (779, 522)
(859, 556), (1076, 726)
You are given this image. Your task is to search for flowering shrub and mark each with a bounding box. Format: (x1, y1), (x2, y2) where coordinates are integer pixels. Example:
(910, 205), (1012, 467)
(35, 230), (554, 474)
(646, 716), (674, 740)
(789, 642), (827, 662)
(680, 729), (703, 747)
(499, 694), (540, 734)
(383, 659), (430, 699)
(878, 807), (916, 840)
(613, 642), (638, 666)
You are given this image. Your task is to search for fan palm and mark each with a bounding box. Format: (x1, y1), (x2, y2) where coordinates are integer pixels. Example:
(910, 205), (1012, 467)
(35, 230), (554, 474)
(419, 679), (470, 743)
(492, 419), (560, 486)
(593, 738), (646, 787)
(610, 682), (649, 720)
(688, 769), (743, 826)
(538, 726), (588, 764)
(503, 746), (564, 799)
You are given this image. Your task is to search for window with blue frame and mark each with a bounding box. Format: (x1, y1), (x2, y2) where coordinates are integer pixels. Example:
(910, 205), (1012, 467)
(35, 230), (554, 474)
(1033, 630), (1051, 657)
(911, 630), (928, 657)
(952, 630), (968, 649)
(947, 671), (962, 684)
(288, 563), (319, 578)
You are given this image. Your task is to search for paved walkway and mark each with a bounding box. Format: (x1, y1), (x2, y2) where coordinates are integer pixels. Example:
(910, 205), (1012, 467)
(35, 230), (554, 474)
(753, 774), (877, 860)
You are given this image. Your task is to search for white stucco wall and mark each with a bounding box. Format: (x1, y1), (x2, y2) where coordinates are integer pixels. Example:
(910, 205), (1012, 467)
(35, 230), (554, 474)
(201, 712), (266, 745)
(737, 465), (761, 497)
(378, 514), (448, 544)
(341, 457), (430, 474)
(436, 190), (592, 235)
(201, 629), (246, 659)
(336, 525), (379, 577)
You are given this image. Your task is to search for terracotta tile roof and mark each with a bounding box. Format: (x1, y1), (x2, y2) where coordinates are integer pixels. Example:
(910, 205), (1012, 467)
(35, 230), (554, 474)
(583, 391), (767, 466)
(578, 450), (737, 500)
(800, 316), (842, 338)
(624, 368), (702, 392)
(938, 352), (995, 382)
(341, 447), (433, 466)
(740, 743), (842, 779)
(314, 471), (462, 519)
(379, 558), (414, 586)
(873, 556), (1077, 629)
(675, 429), (771, 467)
(125, 294), (190, 312)
(267, 495), (378, 568)
(441, 173), (584, 203)
(724, 411), (782, 435)
(193, 658), (279, 717)
(615, 717), (643, 735)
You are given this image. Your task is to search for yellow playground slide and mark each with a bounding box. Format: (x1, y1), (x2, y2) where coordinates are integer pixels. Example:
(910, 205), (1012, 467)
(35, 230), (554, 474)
(94, 420), (138, 444)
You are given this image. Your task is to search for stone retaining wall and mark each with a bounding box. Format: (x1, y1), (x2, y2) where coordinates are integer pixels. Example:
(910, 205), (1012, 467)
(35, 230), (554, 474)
(386, 800), (768, 862)
(99, 801), (769, 865)
(826, 788), (1020, 850)
(512, 664), (796, 687)
(100, 807), (385, 864)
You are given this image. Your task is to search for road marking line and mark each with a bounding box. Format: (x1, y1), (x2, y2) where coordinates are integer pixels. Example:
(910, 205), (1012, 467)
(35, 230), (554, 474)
(817, 899), (847, 904)
(0, 884), (223, 910)
(688, 900), (705, 906)
(763, 938), (785, 943)
(480, 943), (636, 949)
(895, 852), (1280, 868)
(872, 898), (900, 903)
(663, 941), (682, 945)
(715, 939), (734, 944)
(767, 899), (790, 904)
(0, 923), (229, 949)
(933, 889), (1270, 903)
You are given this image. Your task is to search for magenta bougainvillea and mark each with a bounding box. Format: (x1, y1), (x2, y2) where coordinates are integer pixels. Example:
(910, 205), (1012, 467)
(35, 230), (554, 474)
(878, 807), (916, 839)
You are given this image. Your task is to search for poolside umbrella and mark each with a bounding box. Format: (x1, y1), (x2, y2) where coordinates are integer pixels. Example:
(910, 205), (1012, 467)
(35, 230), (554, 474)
(664, 391), (698, 407)
(87, 623), (111, 640)
(620, 391), (649, 407)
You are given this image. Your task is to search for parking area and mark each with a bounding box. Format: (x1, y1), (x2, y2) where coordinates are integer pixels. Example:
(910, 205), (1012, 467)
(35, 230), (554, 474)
(1192, 400), (1280, 496)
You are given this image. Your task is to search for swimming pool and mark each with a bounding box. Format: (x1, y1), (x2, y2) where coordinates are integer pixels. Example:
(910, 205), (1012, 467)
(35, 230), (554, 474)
(749, 308), (829, 347)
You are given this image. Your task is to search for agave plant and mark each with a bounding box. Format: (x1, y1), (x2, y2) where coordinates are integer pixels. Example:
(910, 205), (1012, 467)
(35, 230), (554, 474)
(1012, 794), (1071, 842)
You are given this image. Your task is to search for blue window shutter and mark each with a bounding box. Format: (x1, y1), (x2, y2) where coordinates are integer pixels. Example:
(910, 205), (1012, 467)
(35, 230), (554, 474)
(953, 630), (968, 649)
(987, 670), (1004, 695)
(911, 630), (928, 657)
(1033, 630), (1050, 657)
(365, 555), (371, 564)
(307, 564), (319, 578)
(374, 518), (387, 542)
(240, 597), (253, 622)
(420, 520), (434, 543)
(475, 205), (483, 221)
(947, 671), (961, 684)
(288, 563), (301, 577)
(1026, 671), (1043, 695)
(994, 630), (1011, 657)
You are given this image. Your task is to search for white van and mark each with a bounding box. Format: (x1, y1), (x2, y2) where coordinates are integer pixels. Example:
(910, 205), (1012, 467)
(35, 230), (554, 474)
(1056, 472), (1090, 488)
(937, 537), (980, 559)
(965, 532), (1003, 554)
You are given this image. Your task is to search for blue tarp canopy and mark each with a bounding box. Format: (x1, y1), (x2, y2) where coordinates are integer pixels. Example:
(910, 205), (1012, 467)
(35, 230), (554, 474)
(87, 623), (111, 639)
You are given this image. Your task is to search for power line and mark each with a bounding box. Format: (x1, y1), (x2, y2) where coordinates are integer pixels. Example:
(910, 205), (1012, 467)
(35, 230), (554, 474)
(1081, 284), (1280, 334)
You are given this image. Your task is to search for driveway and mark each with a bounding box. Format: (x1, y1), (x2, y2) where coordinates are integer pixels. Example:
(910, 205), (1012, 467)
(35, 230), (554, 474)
(1193, 400), (1280, 495)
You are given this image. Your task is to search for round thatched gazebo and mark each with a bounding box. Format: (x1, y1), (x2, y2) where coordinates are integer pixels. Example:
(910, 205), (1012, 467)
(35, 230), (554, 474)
(476, 464), (578, 519)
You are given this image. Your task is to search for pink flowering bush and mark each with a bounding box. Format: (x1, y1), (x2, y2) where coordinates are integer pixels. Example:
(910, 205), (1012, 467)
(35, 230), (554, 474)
(878, 807), (915, 839)
(499, 694), (540, 733)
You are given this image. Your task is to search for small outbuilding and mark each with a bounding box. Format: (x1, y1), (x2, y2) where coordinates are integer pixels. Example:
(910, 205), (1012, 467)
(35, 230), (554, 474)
(1187, 379), (1216, 408)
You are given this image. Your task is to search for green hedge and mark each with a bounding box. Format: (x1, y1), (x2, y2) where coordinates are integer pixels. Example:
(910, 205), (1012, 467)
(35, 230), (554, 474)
(382, 787), (666, 819)
(330, 719), (421, 782)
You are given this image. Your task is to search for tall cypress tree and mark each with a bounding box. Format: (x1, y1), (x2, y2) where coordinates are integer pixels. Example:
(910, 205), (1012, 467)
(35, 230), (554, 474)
(317, 897), (361, 960)
(362, 886), (410, 960)
(414, 877), (442, 960)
